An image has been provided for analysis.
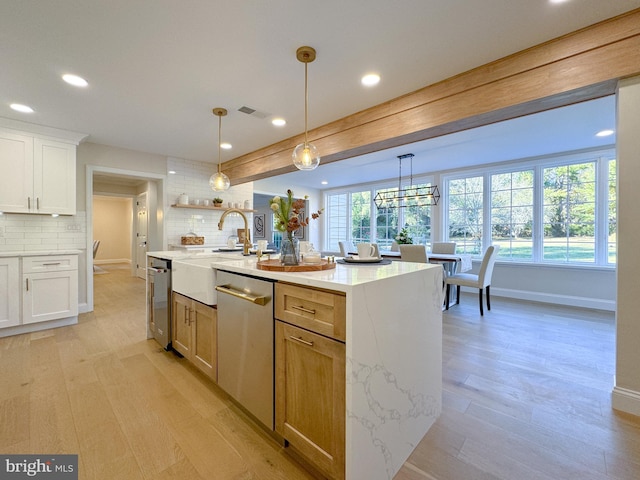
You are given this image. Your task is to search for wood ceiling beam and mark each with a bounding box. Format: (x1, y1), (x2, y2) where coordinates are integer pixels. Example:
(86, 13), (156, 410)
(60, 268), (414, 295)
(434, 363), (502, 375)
(222, 8), (640, 185)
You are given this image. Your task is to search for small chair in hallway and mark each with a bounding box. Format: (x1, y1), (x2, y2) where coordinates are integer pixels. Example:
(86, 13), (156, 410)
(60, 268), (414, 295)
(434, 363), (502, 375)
(338, 240), (355, 257)
(399, 244), (429, 263)
(445, 245), (500, 316)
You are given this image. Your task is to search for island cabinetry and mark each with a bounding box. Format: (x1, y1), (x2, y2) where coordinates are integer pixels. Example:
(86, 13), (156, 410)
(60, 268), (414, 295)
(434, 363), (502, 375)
(275, 282), (346, 480)
(22, 255), (78, 324)
(171, 292), (217, 381)
(0, 129), (76, 214)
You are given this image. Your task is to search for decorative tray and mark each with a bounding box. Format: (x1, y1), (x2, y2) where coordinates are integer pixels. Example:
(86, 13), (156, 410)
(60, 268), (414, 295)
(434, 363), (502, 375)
(256, 259), (336, 272)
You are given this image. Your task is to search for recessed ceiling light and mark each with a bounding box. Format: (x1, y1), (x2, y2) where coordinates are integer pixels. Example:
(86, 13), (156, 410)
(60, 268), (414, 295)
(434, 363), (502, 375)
(62, 74), (88, 87)
(321, 181), (328, 185)
(272, 118), (286, 127)
(361, 73), (380, 87)
(549, 0), (570, 4)
(168, 170), (176, 174)
(220, 142), (232, 150)
(596, 129), (615, 137)
(10, 103), (34, 113)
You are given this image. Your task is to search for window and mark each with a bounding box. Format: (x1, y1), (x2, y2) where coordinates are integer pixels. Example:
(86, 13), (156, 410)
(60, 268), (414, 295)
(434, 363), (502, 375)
(351, 191), (371, 243)
(448, 176), (483, 254)
(325, 178), (434, 252)
(608, 159), (617, 264)
(444, 149), (615, 266)
(542, 162), (596, 262)
(491, 170), (534, 260)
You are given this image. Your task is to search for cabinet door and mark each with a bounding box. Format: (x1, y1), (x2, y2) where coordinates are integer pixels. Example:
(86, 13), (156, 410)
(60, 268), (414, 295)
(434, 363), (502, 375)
(171, 292), (192, 357)
(23, 270), (78, 324)
(191, 302), (217, 381)
(33, 138), (76, 214)
(276, 321), (345, 480)
(0, 130), (33, 213)
(0, 258), (20, 329)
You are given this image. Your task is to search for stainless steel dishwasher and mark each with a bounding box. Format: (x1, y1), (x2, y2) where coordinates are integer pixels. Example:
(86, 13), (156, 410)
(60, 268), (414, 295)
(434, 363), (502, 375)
(215, 270), (275, 429)
(147, 256), (171, 350)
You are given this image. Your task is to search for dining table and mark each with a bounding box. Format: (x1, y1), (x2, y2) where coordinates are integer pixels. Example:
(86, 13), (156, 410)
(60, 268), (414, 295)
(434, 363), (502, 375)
(352, 250), (473, 275)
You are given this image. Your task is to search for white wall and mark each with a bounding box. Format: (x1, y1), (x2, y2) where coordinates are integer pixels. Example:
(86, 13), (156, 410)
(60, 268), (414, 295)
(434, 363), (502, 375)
(93, 195), (132, 263)
(614, 75), (640, 415)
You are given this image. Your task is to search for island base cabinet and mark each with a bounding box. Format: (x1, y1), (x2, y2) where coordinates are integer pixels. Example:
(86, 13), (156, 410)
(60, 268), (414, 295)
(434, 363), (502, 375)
(275, 320), (345, 480)
(171, 292), (217, 381)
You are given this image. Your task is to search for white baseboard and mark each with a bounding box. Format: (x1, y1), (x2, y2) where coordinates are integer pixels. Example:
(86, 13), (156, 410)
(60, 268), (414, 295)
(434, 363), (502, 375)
(95, 259), (132, 265)
(0, 316), (78, 338)
(78, 302), (89, 314)
(488, 287), (615, 311)
(612, 386), (640, 417)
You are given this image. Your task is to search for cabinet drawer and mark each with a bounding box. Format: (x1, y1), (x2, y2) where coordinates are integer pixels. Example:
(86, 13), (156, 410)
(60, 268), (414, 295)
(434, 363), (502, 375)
(22, 255), (78, 273)
(275, 283), (346, 342)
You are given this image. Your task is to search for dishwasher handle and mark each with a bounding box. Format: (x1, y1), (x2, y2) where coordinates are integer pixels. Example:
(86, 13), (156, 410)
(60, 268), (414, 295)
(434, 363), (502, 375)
(215, 285), (269, 306)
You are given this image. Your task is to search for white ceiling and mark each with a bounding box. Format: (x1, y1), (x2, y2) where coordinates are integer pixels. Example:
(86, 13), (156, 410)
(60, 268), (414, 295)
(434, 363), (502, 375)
(0, 1), (635, 186)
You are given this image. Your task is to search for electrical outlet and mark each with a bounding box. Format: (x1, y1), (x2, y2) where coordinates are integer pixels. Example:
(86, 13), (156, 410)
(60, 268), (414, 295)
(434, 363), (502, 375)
(66, 224), (81, 231)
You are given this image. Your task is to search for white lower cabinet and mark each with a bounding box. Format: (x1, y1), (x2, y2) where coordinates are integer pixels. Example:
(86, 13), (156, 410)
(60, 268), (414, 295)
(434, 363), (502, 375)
(22, 256), (78, 324)
(0, 258), (20, 329)
(0, 255), (78, 332)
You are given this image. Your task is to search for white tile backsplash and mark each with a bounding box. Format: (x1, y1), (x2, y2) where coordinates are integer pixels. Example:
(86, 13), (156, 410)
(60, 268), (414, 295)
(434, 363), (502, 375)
(0, 212), (86, 252)
(166, 157), (253, 247)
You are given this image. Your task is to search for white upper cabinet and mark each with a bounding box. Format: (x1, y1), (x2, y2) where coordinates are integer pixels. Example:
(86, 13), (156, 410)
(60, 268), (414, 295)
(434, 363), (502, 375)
(33, 138), (76, 214)
(0, 130), (34, 213)
(0, 120), (86, 215)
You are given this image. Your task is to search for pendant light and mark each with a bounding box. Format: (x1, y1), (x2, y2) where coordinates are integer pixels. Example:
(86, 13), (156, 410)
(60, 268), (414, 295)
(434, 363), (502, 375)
(209, 107), (231, 191)
(292, 46), (320, 171)
(373, 154), (440, 209)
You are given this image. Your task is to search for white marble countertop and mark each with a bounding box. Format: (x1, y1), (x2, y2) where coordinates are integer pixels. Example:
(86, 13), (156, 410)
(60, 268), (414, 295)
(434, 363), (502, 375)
(210, 255), (438, 294)
(0, 249), (82, 257)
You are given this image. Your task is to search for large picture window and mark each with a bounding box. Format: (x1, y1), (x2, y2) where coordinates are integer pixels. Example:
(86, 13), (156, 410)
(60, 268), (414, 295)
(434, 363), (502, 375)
(444, 150), (615, 266)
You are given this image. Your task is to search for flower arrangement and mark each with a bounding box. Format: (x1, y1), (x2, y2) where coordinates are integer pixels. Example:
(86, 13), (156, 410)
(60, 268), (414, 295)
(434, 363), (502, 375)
(271, 189), (322, 237)
(395, 227), (413, 244)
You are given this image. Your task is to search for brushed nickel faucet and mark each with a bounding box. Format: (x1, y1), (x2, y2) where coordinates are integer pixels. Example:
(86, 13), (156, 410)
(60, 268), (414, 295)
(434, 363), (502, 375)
(218, 209), (251, 256)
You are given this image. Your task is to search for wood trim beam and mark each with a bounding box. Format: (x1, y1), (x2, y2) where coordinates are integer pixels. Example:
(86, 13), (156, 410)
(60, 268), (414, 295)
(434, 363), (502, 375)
(223, 8), (640, 185)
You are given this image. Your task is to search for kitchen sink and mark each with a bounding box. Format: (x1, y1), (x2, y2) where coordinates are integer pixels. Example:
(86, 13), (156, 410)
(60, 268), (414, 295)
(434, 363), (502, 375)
(172, 257), (220, 305)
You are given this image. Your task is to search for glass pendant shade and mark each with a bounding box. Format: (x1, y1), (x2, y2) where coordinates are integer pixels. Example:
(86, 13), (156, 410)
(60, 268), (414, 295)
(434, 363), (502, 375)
(210, 107), (230, 192)
(209, 171), (230, 191)
(292, 142), (320, 170)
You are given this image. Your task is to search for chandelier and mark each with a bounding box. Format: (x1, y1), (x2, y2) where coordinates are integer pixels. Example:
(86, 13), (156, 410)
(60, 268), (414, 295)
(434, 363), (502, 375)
(373, 153), (440, 209)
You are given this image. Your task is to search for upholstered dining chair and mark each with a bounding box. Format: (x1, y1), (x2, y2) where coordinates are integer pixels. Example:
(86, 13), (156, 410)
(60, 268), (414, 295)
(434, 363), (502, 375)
(431, 242), (456, 254)
(390, 240), (400, 252)
(338, 240), (356, 257)
(399, 244), (429, 263)
(445, 245), (500, 316)
(92, 240), (100, 272)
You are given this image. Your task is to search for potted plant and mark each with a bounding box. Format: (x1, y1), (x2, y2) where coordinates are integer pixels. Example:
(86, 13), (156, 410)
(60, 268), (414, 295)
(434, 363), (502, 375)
(213, 197), (223, 207)
(395, 227), (413, 244)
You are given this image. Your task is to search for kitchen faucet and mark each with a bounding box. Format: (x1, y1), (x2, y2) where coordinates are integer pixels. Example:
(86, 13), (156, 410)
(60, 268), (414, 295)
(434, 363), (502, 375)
(218, 209), (251, 256)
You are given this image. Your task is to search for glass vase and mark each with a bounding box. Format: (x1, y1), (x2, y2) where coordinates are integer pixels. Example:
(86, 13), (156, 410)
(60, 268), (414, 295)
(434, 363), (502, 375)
(280, 234), (299, 266)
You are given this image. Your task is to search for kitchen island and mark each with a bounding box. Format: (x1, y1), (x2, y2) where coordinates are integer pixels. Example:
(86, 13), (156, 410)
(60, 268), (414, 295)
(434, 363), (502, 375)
(210, 255), (444, 480)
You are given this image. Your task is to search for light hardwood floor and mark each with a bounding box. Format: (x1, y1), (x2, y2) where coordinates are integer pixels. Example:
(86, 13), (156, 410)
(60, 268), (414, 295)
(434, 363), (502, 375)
(2, 264), (639, 479)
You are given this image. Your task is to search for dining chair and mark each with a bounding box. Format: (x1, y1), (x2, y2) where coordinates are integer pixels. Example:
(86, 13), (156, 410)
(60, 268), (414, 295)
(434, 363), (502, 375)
(371, 243), (381, 258)
(92, 240), (101, 272)
(445, 245), (500, 316)
(431, 242), (456, 254)
(390, 240), (400, 252)
(338, 240), (356, 257)
(399, 244), (429, 263)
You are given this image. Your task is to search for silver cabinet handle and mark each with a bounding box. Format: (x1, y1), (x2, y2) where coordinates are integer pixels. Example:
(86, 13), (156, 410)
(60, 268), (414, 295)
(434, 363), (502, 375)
(28, 197), (31, 209)
(291, 305), (316, 315)
(42, 262), (62, 266)
(37, 197), (40, 210)
(215, 285), (268, 305)
(26, 278), (29, 291)
(289, 335), (314, 347)
(184, 305), (189, 324)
